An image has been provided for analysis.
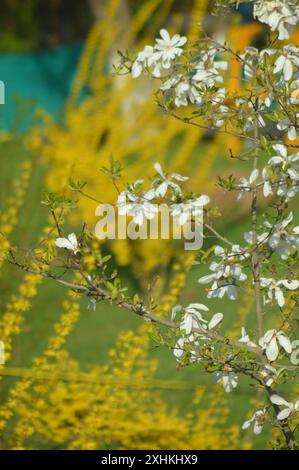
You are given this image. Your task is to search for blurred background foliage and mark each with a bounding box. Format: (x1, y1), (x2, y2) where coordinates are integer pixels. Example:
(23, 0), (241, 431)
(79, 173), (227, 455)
(0, 0), (91, 52)
(0, 0), (298, 450)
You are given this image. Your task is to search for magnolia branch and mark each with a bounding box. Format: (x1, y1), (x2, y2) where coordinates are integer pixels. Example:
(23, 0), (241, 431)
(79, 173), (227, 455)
(6, 255), (298, 370)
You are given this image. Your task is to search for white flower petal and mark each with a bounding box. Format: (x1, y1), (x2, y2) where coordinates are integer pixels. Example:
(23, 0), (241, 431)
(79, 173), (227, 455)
(227, 285), (237, 300)
(266, 337), (279, 361)
(270, 394), (290, 407)
(277, 408), (291, 420)
(283, 60), (293, 81)
(288, 126), (297, 140)
(154, 162), (164, 177)
(208, 312), (223, 330)
(242, 419), (252, 430)
(274, 287), (285, 307)
(198, 274), (217, 284)
(277, 333), (292, 354)
(274, 55), (286, 74)
(253, 422), (263, 435)
(68, 233), (78, 248)
(188, 303), (209, 311)
(249, 169), (259, 183)
(279, 280), (299, 290)
(132, 61), (142, 78)
(196, 195), (210, 206)
(55, 238), (73, 250)
(156, 181), (168, 197)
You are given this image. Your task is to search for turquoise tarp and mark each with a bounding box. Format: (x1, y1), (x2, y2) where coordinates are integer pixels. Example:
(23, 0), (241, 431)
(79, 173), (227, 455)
(0, 43), (83, 131)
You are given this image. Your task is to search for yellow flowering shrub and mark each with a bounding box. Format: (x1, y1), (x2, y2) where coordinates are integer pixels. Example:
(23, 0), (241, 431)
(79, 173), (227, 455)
(2, 326), (248, 450)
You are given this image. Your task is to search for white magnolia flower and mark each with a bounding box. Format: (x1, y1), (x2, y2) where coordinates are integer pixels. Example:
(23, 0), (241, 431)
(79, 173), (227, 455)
(277, 116), (298, 141)
(264, 92), (275, 109)
(277, 175), (299, 200)
(132, 29), (187, 79)
(242, 408), (266, 435)
(241, 47), (259, 80)
(260, 277), (299, 307)
(269, 145), (299, 181)
(242, 47), (278, 83)
(87, 297), (97, 311)
(170, 195), (210, 225)
(262, 167), (274, 198)
(265, 144), (299, 200)
(264, 212), (299, 259)
(206, 312), (224, 331)
(173, 334), (201, 363)
(173, 336), (186, 361)
(259, 329), (292, 361)
(131, 45), (161, 78)
(55, 233), (79, 254)
(198, 245), (248, 300)
(238, 327), (258, 348)
(175, 79), (203, 107)
(237, 169), (259, 200)
(173, 303), (223, 335)
(260, 364), (284, 387)
(212, 87), (226, 105)
(153, 162), (188, 197)
(179, 303), (209, 335)
(244, 230), (268, 246)
(193, 49), (227, 89)
(160, 74), (203, 107)
(171, 307), (203, 363)
(173, 336), (185, 360)
(117, 181), (158, 226)
(212, 105), (230, 128)
(239, 100), (266, 130)
(193, 65), (224, 88)
(273, 45), (299, 81)
(253, 1), (299, 40)
(205, 280), (239, 301)
(214, 369), (238, 393)
(155, 29), (187, 69)
(270, 394), (299, 420)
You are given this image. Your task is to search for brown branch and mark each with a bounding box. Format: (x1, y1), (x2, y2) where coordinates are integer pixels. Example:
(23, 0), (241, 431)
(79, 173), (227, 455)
(168, 111), (257, 143)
